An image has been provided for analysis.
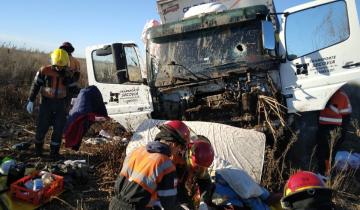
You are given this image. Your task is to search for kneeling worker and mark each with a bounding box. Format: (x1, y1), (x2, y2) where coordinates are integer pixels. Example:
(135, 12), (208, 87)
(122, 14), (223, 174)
(109, 120), (190, 210)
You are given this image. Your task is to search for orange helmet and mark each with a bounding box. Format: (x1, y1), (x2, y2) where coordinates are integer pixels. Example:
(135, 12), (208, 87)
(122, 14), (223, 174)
(188, 135), (214, 169)
(158, 120), (190, 146)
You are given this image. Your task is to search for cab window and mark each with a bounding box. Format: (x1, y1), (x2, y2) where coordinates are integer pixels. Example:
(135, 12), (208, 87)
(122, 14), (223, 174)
(92, 44), (142, 84)
(285, 1), (349, 60)
(92, 49), (118, 84)
(124, 46), (142, 82)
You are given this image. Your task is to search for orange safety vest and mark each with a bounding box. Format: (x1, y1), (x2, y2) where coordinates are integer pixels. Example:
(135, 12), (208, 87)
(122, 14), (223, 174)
(120, 146), (177, 207)
(39, 66), (67, 99)
(319, 90), (352, 125)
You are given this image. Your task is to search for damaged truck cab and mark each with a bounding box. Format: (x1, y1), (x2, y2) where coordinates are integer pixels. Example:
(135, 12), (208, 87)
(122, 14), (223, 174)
(85, 0), (360, 131)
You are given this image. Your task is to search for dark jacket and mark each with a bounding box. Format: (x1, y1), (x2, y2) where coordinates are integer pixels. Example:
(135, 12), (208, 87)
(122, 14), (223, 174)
(63, 85), (108, 150)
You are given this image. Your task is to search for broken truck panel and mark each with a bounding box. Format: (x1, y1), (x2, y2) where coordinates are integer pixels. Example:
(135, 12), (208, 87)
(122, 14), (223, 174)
(127, 119), (266, 183)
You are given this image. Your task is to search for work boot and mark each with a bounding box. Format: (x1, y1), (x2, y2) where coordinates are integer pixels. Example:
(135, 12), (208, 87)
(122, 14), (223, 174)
(35, 143), (43, 157)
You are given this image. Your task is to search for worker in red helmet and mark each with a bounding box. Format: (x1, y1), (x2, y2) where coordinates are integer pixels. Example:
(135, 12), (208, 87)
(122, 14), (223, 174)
(317, 89), (352, 175)
(157, 120), (191, 165)
(59, 42), (81, 112)
(177, 135), (216, 210)
(109, 121), (188, 210)
(281, 171), (334, 210)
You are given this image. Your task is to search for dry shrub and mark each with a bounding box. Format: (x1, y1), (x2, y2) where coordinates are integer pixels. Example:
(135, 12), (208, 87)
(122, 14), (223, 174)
(0, 84), (29, 116)
(0, 43), (88, 87)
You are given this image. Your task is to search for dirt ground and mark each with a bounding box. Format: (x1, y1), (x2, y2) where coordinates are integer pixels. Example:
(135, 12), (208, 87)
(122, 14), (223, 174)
(0, 111), (131, 210)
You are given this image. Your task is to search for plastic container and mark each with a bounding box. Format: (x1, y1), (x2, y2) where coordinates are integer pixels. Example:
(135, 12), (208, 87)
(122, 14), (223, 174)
(10, 173), (64, 205)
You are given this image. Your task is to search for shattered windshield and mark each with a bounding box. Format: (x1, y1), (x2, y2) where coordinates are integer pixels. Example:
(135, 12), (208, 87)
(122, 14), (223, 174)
(148, 23), (263, 87)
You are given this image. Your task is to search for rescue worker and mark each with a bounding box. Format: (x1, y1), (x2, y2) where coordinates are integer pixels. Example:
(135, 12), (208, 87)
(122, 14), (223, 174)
(109, 120), (190, 210)
(177, 135), (216, 210)
(26, 48), (73, 160)
(281, 171), (334, 210)
(317, 89), (352, 175)
(59, 42), (81, 111)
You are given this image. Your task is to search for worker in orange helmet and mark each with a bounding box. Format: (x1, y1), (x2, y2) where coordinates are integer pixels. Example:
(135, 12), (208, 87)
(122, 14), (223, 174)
(281, 171), (334, 210)
(177, 135), (216, 210)
(317, 89), (352, 175)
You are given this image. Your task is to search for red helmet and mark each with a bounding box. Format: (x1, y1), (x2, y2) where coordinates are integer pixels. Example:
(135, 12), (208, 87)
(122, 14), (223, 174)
(284, 171), (326, 196)
(158, 120), (190, 145)
(281, 171), (333, 209)
(188, 136), (214, 168)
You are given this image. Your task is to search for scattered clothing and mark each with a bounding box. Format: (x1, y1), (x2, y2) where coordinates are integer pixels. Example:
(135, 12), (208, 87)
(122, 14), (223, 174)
(63, 86), (108, 150)
(334, 151), (360, 170)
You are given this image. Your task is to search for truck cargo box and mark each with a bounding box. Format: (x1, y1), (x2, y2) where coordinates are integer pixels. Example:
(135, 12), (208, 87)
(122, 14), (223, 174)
(156, 0), (276, 23)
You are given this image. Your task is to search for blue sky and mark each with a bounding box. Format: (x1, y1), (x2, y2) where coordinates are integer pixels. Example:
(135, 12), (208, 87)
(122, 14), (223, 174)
(0, 0), (311, 58)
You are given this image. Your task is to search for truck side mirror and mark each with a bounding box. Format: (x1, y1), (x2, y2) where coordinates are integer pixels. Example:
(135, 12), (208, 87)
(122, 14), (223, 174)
(261, 20), (276, 56)
(112, 43), (128, 83)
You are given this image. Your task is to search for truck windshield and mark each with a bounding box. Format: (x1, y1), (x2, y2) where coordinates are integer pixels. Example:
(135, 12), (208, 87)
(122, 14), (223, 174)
(148, 23), (264, 87)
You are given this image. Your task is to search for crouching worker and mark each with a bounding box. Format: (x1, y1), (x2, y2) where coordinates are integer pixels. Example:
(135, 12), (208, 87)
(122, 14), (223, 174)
(281, 171), (334, 210)
(109, 121), (189, 210)
(177, 135), (216, 210)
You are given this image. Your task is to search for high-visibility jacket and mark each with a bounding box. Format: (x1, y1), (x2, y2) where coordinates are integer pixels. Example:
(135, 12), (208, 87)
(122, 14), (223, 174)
(29, 65), (70, 101)
(114, 144), (178, 209)
(319, 90), (352, 125)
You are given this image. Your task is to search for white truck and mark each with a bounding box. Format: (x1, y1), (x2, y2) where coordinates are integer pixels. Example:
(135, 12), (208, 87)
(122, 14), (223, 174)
(85, 0), (360, 168)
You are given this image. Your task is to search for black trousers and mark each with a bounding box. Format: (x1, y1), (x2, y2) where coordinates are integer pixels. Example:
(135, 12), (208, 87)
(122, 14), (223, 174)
(316, 124), (344, 175)
(34, 97), (66, 151)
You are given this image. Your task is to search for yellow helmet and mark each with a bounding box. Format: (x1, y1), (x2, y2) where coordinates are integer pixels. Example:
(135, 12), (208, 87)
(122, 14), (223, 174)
(50, 48), (69, 67)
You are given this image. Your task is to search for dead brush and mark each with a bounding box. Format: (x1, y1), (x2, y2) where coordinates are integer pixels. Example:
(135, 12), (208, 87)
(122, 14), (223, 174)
(257, 95), (298, 191)
(90, 137), (131, 193)
(326, 127), (360, 209)
(0, 84), (30, 116)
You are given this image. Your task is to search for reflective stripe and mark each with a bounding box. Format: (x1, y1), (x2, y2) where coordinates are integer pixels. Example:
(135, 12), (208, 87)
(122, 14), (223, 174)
(68, 82), (78, 87)
(158, 188), (177, 197)
(120, 147), (176, 197)
(319, 117), (342, 123)
(123, 159), (175, 192)
(339, 107), (352, 114)
(329, 104), (339, 114)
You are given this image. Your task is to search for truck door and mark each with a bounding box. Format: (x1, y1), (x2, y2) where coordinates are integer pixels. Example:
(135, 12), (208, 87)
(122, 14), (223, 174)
(279, 0), (360, 113)
(85, 43), (153, 130)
